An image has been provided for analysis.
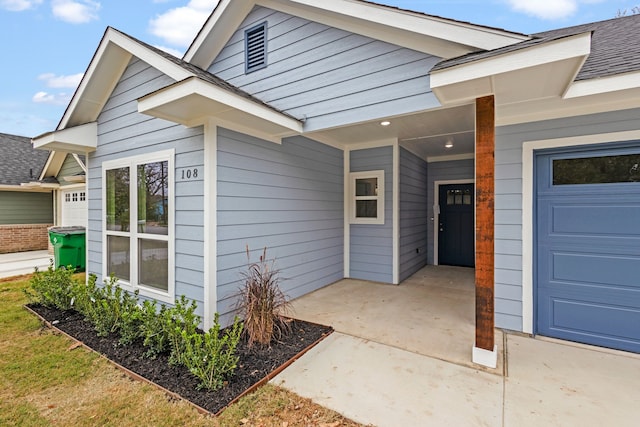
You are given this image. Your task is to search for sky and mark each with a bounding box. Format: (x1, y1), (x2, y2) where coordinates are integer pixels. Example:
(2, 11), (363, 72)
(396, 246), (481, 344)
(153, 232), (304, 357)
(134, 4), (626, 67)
(0, 0), (637, 138)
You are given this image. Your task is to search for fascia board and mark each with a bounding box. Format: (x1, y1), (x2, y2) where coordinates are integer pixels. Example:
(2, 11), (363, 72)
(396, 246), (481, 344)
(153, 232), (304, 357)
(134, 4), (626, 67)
(185, 0), (528, 67)
(59, 28), (193, 130)
(278, 0), (528, 49)
(0, 184), (55, 192)
(184, 0), (255, 67)
(138, 78), (303, 133)
(33, 122), (97, 152)
(565, 71), (640, 98)
(38, 151), (67, 180)
(431, 32), (592, 89)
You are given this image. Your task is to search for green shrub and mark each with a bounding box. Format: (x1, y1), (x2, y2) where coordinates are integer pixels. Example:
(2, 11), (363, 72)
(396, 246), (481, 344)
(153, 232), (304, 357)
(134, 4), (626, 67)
(140, 300), (171, 358)
(69, 273), (99, 318)
(85, 274), (139, 337)
(237, 247), (290, 346)
(166, 295), (201, 366)
(25, 262), (76, 311)
(181, 314), (243, 390)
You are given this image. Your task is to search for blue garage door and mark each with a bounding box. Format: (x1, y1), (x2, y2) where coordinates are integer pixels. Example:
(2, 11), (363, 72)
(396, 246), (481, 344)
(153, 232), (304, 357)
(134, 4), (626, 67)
(536, 143), (640, 353)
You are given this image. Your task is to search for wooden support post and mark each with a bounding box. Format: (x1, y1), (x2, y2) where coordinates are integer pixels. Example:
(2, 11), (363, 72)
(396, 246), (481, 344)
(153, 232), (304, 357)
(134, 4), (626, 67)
(475, 95), (495, 353)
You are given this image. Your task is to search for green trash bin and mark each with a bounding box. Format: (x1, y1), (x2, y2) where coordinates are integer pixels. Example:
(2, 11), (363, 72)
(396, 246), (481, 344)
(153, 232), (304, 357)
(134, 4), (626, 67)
(48, 226), (86, 271)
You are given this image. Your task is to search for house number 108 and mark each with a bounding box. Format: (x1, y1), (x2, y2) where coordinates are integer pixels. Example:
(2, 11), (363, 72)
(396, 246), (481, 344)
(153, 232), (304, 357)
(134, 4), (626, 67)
(180, 168), (199, 180)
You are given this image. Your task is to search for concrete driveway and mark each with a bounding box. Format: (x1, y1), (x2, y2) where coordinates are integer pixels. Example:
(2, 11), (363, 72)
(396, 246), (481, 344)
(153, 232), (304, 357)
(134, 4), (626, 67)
(273, 267), (640, 426)
(272, 331), (640, 426)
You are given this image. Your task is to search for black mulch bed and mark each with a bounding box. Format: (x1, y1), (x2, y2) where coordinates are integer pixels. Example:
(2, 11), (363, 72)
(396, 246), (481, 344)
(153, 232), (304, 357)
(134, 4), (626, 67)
(26, 304), (332, 415)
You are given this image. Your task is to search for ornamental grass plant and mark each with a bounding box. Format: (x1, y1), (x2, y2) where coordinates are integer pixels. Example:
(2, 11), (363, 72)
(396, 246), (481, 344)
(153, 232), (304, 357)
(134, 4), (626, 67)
(237, 247), (291, 346)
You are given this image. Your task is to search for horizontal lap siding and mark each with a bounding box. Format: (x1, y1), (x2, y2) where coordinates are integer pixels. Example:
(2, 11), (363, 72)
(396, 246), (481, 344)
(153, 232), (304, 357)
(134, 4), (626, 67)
(57, 154), (84, 186)
(495, 107), (640, 332)
(216, 128), (343, 321)
(87, 57), (205, 315)
(0, 191), (53, 224)
(208, 6), (440, 132)
(399, 148), (428, 282)
(350, 147), (393, 283)
(426, 159), (474, 265)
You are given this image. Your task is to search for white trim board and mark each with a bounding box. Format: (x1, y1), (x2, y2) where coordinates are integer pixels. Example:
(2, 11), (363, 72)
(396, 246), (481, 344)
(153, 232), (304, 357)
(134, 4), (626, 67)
(521, 129), (640, 334)
(203, 119), (218, 330)
(432, 179), (475, 266)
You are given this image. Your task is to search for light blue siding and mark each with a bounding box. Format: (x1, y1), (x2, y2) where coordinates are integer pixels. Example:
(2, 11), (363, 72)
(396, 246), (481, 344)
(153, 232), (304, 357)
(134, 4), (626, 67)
(216, 128), (343, 321)
(208, 6), (440, 132)
(399, 147), (428, 281)
(350, 146), (393, 283)
(87, 57), (205, 316)
(495, 106), (640, 332)
(426, 159), (475, 266)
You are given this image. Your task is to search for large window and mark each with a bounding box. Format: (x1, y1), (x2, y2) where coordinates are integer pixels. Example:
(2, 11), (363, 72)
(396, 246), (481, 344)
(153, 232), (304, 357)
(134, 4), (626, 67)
(103, 150), (173, 302)
(350, 170), (385, 225)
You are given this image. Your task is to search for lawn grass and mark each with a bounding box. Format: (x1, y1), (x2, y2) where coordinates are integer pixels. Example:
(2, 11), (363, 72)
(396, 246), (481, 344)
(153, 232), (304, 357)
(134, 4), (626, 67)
(0, 275), (364, 427)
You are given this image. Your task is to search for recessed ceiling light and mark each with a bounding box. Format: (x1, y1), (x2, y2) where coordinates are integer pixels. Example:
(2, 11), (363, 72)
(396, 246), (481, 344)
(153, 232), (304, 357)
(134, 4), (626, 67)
(380, 121), (391, 126)
(445, 139), (454, 149)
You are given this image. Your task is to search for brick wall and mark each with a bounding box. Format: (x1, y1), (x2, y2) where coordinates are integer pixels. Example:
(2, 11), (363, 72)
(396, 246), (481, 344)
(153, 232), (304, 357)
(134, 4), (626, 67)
(0, 224), (53, 254)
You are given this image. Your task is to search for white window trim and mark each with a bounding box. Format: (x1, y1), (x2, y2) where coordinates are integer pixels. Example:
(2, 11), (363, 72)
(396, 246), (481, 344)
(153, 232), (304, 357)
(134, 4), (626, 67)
(349, 170), (385, 225)
(101, 149), (175, 304)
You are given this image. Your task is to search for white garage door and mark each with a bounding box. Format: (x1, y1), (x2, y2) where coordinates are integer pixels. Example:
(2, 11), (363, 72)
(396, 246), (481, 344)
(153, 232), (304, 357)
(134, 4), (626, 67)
(61, 188), (87, 227)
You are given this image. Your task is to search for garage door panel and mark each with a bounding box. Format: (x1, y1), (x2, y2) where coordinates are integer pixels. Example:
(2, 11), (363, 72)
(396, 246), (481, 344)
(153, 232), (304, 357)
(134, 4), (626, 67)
(545, 297), (640, 353)
(536, 144), (640, 353)
(552, 252), (640, 289)
(550, 204), (640, 236)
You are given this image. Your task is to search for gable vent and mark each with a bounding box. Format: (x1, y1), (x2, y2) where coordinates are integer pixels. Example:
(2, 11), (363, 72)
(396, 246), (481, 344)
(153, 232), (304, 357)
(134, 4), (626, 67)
(245, 22), (267, 73)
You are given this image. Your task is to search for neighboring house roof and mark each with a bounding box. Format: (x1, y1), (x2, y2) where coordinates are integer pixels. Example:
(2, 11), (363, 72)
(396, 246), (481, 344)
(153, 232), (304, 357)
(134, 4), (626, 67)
(0, 133), (50, 186)
(434, 13), (640, 81)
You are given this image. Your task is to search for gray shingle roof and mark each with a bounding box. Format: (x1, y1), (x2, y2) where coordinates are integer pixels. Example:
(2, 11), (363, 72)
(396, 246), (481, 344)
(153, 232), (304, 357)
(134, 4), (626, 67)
(433, 14), (640, 81)
(0, 133), (51, 186)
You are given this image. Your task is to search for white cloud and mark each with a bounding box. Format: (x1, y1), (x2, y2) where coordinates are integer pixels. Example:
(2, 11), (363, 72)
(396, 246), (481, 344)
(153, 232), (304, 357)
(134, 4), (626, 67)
(505, 0), (606, 20)
(32, 91), (72, 105)
(149, 0), (219, 47)
(37, 72), (83, 88)
(0, 0), (42, 12)
(52, 0), (100, 24)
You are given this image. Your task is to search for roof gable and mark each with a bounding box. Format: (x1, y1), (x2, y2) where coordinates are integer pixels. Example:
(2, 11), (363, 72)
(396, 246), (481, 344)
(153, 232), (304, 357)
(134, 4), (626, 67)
(184, 0), (529, 68)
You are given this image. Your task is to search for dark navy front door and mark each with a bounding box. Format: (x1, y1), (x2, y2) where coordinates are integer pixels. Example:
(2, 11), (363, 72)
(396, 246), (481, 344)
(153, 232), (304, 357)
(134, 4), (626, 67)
(438, 184), (474, 267)
(536, 144), (640, 353)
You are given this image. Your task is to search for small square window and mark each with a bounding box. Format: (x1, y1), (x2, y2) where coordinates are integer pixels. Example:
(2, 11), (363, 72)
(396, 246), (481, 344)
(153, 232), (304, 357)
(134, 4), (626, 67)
(65, 193), (71, 202)
(80, 192), (86, 202)
(350, 170), (385, 225)
(72, 192), (78, 202)
(245, 22), (267, 73)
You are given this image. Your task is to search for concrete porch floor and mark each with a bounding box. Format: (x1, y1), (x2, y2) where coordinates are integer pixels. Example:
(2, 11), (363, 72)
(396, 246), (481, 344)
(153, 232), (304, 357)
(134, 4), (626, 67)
(288, 265), (504, 373)
(276, 265), (640, 426)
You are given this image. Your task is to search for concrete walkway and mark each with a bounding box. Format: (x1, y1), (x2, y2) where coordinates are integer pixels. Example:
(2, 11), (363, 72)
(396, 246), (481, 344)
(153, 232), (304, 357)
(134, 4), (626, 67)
(0, 250), (51, 279)
(273, 332), (640, 427)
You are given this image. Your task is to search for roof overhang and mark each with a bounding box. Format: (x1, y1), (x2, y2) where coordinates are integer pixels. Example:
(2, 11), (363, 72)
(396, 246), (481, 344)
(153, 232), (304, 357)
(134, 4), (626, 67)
(0, 184), (56, 192)
(185, 0), (529, 67)
(430, 32), (592, 106)
(32, 122), (98, 153)
(138, 77), (303, 142)
(58, 27), (193, 130)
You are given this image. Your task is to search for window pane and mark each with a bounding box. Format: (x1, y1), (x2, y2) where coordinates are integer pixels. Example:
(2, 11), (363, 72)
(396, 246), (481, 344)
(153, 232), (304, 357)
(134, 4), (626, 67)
(106, 167), (130, 231)
(137, 161), (169, 235)
(139, 239), (168, 291)
(553, 154), (640, 185)
(356, 178), (378, 196)
(107, 235), (130, 281)
(356, 200), (378, 218)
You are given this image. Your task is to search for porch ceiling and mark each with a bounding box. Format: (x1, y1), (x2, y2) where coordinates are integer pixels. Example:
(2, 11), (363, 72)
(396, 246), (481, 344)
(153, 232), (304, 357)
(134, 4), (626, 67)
(308, 104), (475, 160)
